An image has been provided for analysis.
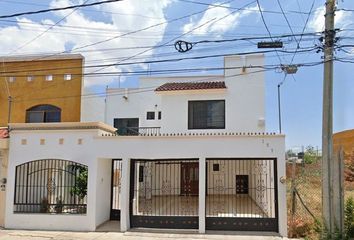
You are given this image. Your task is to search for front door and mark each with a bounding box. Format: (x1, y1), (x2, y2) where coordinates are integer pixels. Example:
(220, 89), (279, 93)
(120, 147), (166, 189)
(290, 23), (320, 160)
(181, 163), (199, 195)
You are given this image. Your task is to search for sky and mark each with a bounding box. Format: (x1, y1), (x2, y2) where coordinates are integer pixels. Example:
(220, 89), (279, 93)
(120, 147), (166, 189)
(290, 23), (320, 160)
(0, 0), (353, 150)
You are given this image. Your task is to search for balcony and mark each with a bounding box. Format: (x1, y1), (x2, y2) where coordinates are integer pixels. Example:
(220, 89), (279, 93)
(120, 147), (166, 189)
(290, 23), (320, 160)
(117, 127), (161, 136)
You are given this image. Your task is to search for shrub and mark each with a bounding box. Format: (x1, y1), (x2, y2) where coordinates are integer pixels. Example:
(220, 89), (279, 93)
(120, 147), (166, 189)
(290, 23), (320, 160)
(345, 197), (354, 239)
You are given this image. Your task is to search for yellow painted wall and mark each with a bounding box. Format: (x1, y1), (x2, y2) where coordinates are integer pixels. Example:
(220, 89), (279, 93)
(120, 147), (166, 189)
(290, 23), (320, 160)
(334, 129), (354, 155)
(0, 56), (83, 127)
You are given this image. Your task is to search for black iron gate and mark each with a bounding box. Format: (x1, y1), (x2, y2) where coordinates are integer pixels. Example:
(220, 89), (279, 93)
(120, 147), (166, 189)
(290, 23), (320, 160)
(129, 159), (199, 229)
(110, 159), (122, 220)
(205, 158), (278, 232)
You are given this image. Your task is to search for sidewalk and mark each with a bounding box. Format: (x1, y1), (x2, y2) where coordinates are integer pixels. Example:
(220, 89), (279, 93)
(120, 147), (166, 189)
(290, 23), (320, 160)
(0, 229), (290, 240)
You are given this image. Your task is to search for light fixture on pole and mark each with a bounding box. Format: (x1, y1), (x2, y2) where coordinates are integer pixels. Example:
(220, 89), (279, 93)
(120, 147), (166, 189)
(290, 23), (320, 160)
(277, 64), (298, 134)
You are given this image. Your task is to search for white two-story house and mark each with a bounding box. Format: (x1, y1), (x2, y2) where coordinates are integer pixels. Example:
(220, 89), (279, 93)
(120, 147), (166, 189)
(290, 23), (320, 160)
(4, 54), (286, 236)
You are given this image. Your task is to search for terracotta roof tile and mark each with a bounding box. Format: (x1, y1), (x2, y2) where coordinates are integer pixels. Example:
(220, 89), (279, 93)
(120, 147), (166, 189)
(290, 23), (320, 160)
(155, 81), (226, 92)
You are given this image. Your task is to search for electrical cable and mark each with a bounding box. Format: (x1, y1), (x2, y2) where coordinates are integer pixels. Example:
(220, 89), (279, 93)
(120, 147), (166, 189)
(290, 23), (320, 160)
(0, 47), (318, 75)
(8, 0), (91, 55)
(0, 0), (123, 19)
(256, 0), (283, 64)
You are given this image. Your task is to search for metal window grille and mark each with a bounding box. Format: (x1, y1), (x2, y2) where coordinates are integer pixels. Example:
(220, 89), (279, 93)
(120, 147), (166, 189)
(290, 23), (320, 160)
(14, 159), (88, 214)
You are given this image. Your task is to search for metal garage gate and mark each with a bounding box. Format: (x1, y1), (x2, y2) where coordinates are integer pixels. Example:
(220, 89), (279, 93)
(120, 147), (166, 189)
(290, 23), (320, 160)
(205, 158), (278, 232)
(129, 159), (199, 229)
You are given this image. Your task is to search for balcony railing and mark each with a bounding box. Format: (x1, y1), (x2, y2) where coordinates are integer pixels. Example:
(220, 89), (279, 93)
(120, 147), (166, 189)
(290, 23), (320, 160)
(117, 127), (161, 136)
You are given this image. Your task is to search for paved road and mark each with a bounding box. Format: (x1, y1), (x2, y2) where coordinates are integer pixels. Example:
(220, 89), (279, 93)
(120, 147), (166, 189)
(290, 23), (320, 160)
(0, 229), (290, 240)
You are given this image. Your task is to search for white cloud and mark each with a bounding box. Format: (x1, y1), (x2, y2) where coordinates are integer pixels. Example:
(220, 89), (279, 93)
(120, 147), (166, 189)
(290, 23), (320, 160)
(309, 6), (353, 32)
(182, 4), (259, 37)
(0, 0), (173, 87)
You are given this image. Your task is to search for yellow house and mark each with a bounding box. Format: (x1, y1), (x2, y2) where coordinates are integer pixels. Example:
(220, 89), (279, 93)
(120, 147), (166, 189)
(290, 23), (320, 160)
(0, 54), (84, 127)
(0, 54), (83, 227)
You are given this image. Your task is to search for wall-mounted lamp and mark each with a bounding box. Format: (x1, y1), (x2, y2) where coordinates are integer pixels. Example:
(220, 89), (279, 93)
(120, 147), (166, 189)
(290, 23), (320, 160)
(279, 176), (286, 184)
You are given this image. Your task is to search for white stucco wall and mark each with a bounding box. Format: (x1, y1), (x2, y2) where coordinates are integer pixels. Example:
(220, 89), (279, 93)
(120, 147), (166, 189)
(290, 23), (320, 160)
(95, 158), (112, 227)
(104, 54), (265, 134)
(5, 129), (99, 231)
(5, 124), (286, 236)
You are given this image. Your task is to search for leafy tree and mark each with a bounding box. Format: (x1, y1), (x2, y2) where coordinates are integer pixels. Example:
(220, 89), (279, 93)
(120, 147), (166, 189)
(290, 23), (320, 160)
(304, 145), (317, 164)
(70, 167), (88, 203)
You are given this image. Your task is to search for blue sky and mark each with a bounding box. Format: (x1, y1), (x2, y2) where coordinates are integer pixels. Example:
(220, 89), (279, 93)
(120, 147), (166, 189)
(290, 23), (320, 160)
(0, 0), (353, 149)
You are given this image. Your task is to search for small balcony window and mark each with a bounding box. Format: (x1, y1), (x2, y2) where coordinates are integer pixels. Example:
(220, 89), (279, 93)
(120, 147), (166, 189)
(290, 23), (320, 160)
(64, 74), (72, 81)
(45, 75), (53, 81)
(146, 111), (155, 120)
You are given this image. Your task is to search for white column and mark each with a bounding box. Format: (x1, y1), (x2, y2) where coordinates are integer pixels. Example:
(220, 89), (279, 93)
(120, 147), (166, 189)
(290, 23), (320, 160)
(198, 157), (206, 234)
(120, 157), (130, 232)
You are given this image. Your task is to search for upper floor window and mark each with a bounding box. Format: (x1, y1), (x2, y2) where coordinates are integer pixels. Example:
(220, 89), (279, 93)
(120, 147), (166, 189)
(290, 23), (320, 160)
(8, 76), (16, 83)
(45, 74), (53, 81)
(188, 100), (225, 129)
(64, 74), (72, 81)
(26, 104), (61, 123)
(27, 75), (34, 82)
(158, 111), (161, 120)
(146, 111), (155, 120)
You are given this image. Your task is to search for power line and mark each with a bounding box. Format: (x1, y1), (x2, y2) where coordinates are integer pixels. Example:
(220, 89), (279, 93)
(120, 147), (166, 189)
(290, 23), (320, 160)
(276, 0), (299, 46)
(89, 0), (256, 73)
(0, 0), (123, 19)
(177, 0), (315, 15)
(0, 0), (164, 20)
(290, 0), (316, 64)
(8, 0), (91, 55)
(0, 47), (319, 75)
(11, 60), (328, 103)
(255, 0), (283, 64)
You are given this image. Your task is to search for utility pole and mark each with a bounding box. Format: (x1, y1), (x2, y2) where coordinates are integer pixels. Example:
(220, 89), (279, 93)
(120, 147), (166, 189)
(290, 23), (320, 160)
(322, 0), (343, 237)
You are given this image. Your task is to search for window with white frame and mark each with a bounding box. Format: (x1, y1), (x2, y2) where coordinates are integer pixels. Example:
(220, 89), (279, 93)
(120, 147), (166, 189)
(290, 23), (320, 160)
(64, 74), (72, 81)
(45, 74), (53, 81)
(27, 75), (34, 82)
(8, 76), (16, 83)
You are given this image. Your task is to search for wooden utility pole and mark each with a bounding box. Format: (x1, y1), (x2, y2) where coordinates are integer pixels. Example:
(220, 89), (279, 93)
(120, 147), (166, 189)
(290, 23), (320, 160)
(322, 0), (344, 237)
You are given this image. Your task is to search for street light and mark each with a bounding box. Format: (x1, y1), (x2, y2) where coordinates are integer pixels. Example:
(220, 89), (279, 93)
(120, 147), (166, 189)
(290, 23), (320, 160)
(277, 64), (298, 134)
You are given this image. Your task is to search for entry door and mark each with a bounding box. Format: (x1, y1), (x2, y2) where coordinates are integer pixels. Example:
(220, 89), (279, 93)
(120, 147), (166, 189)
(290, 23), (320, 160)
(110, 159), (122, 220)
(181, 163), (199, 195)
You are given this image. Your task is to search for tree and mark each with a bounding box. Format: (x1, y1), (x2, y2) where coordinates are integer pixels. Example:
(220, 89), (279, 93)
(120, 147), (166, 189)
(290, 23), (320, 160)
(70, 167), (88, 203)
(304, 145), (317, 164)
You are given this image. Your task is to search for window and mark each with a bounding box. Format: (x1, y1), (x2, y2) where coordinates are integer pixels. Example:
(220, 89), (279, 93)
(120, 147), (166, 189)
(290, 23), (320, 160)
(146, 111), (155, 120)
(114, 118), (139, 136)
(139, 166), (144, 182)
(236, 175), (249, 194)
(8, 76), (16, 83)
(26, 104), (61, 123)
(158, 111), (161, 120)
(45, 74), (53, 81)
(213, 163), (219, 171)
(14, 159), (88, 214)
(64, 74), (72, 81)
(188, 100), (225, 129)
(27, 75), (34, 82)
